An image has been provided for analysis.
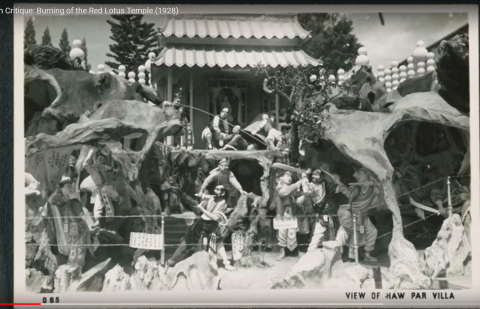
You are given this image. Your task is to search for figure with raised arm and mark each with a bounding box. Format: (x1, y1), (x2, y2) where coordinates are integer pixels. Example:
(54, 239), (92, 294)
(274, 170), (308, 261)
(80, 148), (123, 228)
(197, 158), (246, 209)
(333, 167), (383, 262)
(299, 168), (341, 252)
(166, 185), (236, 271)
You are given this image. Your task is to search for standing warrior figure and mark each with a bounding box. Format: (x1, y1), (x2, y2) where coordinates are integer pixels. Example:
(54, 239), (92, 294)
(80, 148), (123, 228)
(274, 170), (308, 261)
(250, 112), (284, 151)
(166, 185), (236, 271)
(301, 169), (341, 252)
(333, 167), (383, 262)
(197, 158), (246, 209)
(171, 89), (194, 149)
(50, 176), (96, 268)
(201, 107), (230, 150)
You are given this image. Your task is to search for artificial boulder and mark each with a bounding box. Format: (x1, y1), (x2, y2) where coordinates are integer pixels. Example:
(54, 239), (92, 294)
(167, 251), (221, 290)
(25, 57), (164, 130)
(325, 263), (372, 289)
(53, 258), (111, 293)
(318, 91), (469, 238)
(420, 214), (471, 279)
(388, 236), (431, 289)
(26, 269), (50, 293)
(271, 241), (342, 289)
(130, 256), (168, 291)
(102, 264), (132, 292)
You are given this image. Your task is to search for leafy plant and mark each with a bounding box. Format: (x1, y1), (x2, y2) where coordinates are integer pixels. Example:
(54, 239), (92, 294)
(254, 63), (354, 163)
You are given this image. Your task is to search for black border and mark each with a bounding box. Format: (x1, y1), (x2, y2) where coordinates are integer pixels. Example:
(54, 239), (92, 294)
(0, 0), (478, 305)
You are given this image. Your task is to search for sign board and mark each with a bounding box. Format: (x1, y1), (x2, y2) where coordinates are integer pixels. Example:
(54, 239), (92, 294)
(232, 232), (245, 261)
(273, 217), (298, 230)
(129, 232), (163, 250)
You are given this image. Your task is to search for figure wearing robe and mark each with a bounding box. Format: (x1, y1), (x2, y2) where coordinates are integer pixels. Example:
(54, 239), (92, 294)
(50, 192), (93, 267)
(81, 149), (123, 226)
(334, 168), (383, 262)
(201, 108), (230, 149)
(167, 185), (236, 271)
(198, 158), (244, 208)
(273, 171), (308, 260)
(299, 169), (340, 252)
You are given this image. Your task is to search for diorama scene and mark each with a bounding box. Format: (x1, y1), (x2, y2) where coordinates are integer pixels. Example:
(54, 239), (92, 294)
(23, 11), (472, 293)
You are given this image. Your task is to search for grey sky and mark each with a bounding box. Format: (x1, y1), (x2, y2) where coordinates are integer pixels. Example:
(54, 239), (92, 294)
(27, 12), (468, 71)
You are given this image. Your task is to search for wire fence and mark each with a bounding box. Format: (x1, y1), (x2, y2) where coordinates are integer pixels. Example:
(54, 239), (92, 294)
(25, 174), (470, 221)
(24, 174), (470, 248)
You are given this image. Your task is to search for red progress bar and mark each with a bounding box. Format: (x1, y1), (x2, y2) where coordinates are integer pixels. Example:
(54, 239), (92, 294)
(0, 303), (41, 306)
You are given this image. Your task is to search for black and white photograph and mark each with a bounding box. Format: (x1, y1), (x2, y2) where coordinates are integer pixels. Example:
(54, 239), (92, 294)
(15, 4), (479, 305)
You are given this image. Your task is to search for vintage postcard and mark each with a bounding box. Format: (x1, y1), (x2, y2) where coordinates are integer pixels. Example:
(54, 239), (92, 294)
(14, 4), (479, 307)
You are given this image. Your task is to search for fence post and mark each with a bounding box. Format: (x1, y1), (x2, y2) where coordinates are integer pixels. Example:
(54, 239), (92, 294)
(384, 68), (392, 92)
(338, 69), (345, 85)
(417, 61), (426, 77)
(399, 65), (407, 83)
(391, 61), (399, 90)
(352, 211), (359, 264)
(138, 65), (146, 85)
(97, 64), (105, 74)
(407, 57), (416, 79)
(128, 71), (136, 83)
(447, 176), (453, 217)
(426, 52), (436, 72)
(161, 215), (165, 265)
(118, 65), (126, 79)
(377, 65), (385, 84)
(373, 267), (383, 289)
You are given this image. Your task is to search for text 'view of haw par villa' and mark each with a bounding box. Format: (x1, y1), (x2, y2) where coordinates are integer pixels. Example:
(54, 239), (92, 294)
(23, 11), (472, 293)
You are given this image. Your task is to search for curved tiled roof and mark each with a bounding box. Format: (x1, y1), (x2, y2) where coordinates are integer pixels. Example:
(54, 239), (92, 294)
(154, 45), (321, 69)
(158, 14), (311, 40)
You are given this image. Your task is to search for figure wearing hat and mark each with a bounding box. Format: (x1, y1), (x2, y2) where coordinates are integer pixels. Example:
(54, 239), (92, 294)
(80, 147), (123, 228)
(197, 157), (246, 209)
(299, 167), (342, 252)
(167, 185), (236, 271)
(273, 169), (308, 261)
(171, 88), (194, 149)
(201, 107), (231, 150)
(50, 176), (96, 267)
(333, 167), (382, 262)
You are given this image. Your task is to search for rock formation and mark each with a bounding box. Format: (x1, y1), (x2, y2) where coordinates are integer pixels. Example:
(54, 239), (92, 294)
(420, 214), (471, 279)
(101, 252), (221, 291)
(271, 241), (343, 289)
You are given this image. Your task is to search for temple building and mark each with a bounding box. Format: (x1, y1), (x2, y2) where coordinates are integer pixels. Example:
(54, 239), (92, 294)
(150, 14), (321, 149)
